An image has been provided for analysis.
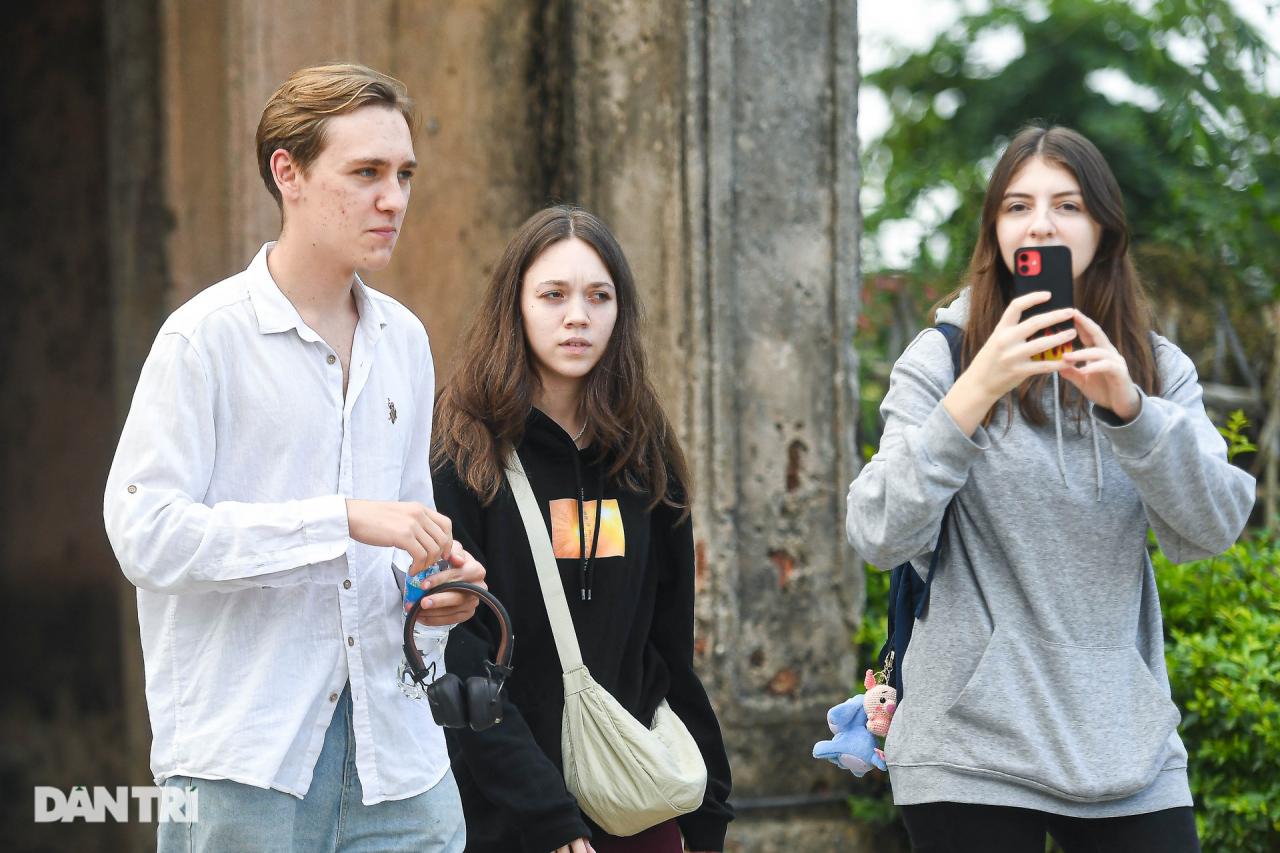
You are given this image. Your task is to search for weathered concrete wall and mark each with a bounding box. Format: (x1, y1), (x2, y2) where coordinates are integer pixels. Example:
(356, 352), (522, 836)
(0, 1), (117, 678)
(0, 5), (139, 851)
(0, 3), (117, 588)
(569, 0), (690, 421)
(106, 4), (178, 848)
(571, 2), (866, 848)
(693, 1), (865, 845)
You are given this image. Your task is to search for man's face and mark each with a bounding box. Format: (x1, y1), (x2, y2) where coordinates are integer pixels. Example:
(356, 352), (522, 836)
(286, 105), (416, 273)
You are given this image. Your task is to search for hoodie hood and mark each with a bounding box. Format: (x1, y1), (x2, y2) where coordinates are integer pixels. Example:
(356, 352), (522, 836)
(933, 288), (971, 328)
(934, 288), (1104, 501)
(522, 407), (589, 462)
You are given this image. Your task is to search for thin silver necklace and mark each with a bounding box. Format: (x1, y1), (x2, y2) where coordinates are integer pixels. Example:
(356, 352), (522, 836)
(571, 419), (588, 443)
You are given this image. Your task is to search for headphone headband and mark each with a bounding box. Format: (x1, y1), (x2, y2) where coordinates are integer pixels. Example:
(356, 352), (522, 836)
(402, 581), (515, 685)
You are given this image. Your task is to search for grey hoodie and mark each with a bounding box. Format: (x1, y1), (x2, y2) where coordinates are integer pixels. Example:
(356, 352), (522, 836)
(846, 292), (1256, 816)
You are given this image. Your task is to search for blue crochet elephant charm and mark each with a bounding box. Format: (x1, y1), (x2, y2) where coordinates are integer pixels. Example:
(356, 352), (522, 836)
(812, 696), (887, 777)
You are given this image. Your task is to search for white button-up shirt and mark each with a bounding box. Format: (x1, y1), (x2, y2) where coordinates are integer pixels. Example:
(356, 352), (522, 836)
(104, 243), (448, 804)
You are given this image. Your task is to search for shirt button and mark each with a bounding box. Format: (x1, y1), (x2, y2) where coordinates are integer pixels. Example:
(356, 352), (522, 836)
(326, 354), (336, 365)
(127, 485), (137, 494)
(347, 636), (355, 647)
(343, 580), (351, 589)
(329, 692), (338, 702)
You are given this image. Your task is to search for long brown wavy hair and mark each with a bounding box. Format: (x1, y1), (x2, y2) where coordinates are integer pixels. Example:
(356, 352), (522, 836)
(432, 205), (691, 513)
(935, 125), (1160, 426)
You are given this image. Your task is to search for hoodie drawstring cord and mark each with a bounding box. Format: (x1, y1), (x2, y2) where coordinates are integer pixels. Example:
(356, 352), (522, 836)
(1089, 408), (1104, 502)
(1051, 374), (1106, 501)
(584, 469), (605, 600)
(569, 435), (604, 601)
(1051, 372), (1068, 485)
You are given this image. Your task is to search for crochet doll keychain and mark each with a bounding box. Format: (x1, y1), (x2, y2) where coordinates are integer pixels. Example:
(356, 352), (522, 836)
(863, 653), (898, 738)
(812, 654), (899, 776)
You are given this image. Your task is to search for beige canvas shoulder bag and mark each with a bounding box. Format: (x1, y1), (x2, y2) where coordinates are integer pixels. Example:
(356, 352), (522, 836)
(506, 451), (708, 837)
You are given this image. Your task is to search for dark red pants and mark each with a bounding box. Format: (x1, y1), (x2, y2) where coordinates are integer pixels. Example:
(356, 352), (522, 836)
(590, 819), (683, 853)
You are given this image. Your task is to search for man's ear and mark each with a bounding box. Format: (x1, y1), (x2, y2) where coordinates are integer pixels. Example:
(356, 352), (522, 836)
(270, 149), (303, 202)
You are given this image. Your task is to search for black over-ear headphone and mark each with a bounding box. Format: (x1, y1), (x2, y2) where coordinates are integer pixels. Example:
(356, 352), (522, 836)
(402, 581), (515, 732)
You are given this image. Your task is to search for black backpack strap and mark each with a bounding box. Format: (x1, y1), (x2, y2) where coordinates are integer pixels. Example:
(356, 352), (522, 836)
(916, 322), (963, 618)
(935, 321), (963, 379)
(875, 324), (965, 695)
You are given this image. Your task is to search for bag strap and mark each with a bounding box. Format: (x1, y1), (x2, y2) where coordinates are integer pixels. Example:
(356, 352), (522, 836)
(936, 321), (963, 377)
(916, 322), (964, 618)
(506, 450), (584, 673)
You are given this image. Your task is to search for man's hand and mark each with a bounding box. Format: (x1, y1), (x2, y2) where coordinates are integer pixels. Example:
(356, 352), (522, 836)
(346, 500), (452, 572)
(553, 839), (595, 853)
(412, 541), (487, 626)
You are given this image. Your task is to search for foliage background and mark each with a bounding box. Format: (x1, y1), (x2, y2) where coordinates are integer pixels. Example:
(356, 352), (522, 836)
(848, 1), (1279, 848)
(858, 0), (1279, 480)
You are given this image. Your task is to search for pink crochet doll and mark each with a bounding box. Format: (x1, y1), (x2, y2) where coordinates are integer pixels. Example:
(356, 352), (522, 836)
(863, 669), (897, 738)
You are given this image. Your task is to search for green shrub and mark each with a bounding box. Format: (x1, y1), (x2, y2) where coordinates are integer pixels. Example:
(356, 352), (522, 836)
(848, 535), (1280, 851)
(1155, 528), (1280, 852)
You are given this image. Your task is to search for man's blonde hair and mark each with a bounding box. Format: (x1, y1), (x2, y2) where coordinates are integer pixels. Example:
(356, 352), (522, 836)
(256, 63), (416, 208)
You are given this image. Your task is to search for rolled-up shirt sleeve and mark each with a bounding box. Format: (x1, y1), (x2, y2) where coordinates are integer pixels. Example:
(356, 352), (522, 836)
(104, 331), (349, 594)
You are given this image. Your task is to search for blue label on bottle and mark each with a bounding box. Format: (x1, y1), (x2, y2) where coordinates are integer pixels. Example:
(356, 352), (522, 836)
(403, 559), (447, 608)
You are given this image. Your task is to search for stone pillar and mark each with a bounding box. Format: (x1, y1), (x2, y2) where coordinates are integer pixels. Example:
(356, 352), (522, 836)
(571, 2), (867, 849)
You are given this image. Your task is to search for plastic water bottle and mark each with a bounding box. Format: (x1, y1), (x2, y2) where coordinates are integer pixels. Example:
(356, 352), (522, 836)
(403, 558), (448, 611)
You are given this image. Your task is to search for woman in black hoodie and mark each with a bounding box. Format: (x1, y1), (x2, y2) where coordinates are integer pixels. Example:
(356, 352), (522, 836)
(431, 205), (733, 853)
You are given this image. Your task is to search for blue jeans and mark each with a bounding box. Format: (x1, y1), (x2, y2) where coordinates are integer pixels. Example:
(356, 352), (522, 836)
(157, 686), (465, 852)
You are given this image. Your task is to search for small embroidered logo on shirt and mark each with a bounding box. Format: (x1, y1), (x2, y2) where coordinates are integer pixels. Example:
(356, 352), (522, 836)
(387, 399), (398, 424)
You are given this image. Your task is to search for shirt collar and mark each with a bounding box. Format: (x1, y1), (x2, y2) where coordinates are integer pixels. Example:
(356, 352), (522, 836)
(247, 242), (389, 338)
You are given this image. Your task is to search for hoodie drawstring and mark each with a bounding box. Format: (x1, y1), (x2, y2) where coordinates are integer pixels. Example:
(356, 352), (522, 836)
(570, 441), (604, 601)
(1089, 408), (1104, 502)
(1051, 372), (1068, 485)
(1050, 373), (1106, 501)
(584, 469), (605, 599)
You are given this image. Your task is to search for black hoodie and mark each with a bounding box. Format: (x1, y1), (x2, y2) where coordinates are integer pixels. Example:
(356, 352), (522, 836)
(434, 407), (734, 853)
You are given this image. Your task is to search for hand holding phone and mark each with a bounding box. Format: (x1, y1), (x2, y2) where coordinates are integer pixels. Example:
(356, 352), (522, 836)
(1011, 245), (1075, 361)
(942, 289), (1077, 435)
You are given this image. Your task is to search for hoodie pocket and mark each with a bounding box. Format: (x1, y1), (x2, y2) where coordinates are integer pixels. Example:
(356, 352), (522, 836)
(942, 626), (1180, 802)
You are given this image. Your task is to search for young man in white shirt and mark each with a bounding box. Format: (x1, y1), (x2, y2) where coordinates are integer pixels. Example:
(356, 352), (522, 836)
(105, 63), (480, 852)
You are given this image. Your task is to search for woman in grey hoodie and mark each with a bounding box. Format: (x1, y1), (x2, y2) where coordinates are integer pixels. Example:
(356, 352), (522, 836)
(846, 125), (1255, 851)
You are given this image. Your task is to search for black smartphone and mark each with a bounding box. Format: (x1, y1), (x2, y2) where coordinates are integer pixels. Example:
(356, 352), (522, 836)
(1011, 244), (1075, 361)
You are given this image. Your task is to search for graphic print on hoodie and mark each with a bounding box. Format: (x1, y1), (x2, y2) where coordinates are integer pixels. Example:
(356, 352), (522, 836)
(550, 498), (626, 559)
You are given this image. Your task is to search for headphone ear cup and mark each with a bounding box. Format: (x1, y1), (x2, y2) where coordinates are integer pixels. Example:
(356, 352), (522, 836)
(465, 676), (504, 732)
(426, 674), (468, 729)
